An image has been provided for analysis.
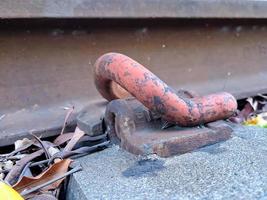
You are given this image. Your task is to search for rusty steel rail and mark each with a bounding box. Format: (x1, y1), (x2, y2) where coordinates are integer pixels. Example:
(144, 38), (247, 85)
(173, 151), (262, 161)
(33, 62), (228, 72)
(1, 19), (267, 146)
(94, 53), (237, 126)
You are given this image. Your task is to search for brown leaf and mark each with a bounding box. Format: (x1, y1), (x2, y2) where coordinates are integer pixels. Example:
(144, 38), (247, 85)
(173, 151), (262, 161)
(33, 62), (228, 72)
(13, 159), (72, 194)
(229, 102), (254, 123)
(53, 132), (74, 146)
(64, 127), (85, 152)
(1, 139), (54, 159)
(0, 141), (34, 158)
(53, 132), (107, 147)
(5, 149), (44, 185)
(31, 133), (50, 160)
(27, 193), (57, 200)
(60, 106), (75, 135)
(15, 138), (32, 150)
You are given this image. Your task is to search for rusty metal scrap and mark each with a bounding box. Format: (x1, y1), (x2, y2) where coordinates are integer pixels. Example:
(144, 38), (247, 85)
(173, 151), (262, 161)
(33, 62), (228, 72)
(94, 53), (237, 126)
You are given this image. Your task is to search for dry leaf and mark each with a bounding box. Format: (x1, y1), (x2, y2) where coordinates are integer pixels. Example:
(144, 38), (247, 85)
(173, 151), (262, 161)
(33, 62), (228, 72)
(244, 114), (267, 128)
(229, 102), (254, 123)
(15, 138), (32, 150)
(31, 133), (51, 160)
(13, 159), (72, 194)
(64, 127), (85, 152)
(0, 161), (13, 171)
(230, 95), (267, 124)
(9, 154), (28, 160)
(257, 93), (267, 99)
(53, 132), (74, 146)
(5, 149), (44, 185)
(60, 106), (75, 135)
(246, 97), (258, 111)
(3, 160), (14, 170)
(1, 141), (34, 158)
(28, 193), (57, 200)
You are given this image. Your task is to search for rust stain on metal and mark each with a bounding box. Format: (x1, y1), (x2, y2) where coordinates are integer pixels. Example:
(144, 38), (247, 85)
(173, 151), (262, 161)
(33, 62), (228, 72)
(94, 53), (237, 126)
(2, 21), (266, 146)
(104, 98), (232, 157)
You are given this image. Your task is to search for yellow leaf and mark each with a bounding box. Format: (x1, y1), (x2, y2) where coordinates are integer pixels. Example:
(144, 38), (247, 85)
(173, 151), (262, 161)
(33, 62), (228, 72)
(244, 115), (267, 128)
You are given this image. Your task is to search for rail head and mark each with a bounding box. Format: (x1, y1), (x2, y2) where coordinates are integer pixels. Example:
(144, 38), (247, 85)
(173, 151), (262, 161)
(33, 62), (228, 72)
(1, 0), (267, 19)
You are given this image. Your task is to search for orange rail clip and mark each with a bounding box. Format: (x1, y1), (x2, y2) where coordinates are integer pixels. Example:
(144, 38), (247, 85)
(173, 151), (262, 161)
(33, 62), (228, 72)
(94, 53), (237, 126)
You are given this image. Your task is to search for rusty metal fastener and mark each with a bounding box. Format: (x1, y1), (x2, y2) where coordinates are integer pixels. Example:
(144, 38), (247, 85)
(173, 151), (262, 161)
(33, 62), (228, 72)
(104, 98), (233, 157)
(94, 53), (237, 126)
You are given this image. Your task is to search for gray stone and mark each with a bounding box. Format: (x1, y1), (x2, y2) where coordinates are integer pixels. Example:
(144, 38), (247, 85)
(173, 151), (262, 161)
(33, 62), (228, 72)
(67, 125), (267, 200)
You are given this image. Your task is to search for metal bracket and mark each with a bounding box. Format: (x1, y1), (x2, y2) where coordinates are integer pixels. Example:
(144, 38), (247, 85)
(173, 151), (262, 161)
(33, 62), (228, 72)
(104, 98), (233, 157)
